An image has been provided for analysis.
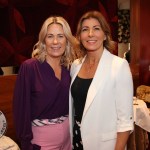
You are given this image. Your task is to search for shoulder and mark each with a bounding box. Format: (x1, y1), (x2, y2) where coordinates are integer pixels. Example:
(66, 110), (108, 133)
(113, 55), (128, 68)
(72, 58), (82, 65)
(18, 58), (40, 75)
(106, 49), (128, 67)
(111, 54), (131, 75)
(20, 58), (40, 69)
(113, 54), (127, 64)
(71, 58), (81, 69)
(104, 49), (125, 62)
(70, 58), (82, 77)
(104, 49), (129, 72)
(22, 58), (38, 65)
(103, 48), (127, 65)
(71, 58), (83, 69)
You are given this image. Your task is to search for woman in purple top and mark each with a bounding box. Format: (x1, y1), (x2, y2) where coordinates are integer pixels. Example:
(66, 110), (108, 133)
(13, 16), (77, 150)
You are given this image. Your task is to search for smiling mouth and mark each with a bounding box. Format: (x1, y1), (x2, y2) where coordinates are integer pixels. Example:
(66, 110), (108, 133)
(87, 40), (96, 43)
(51, 46), (61, 50)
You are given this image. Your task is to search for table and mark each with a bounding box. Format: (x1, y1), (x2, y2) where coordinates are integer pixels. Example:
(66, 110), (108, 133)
(133, 99), (150, 132)
(127, 99), (150, 150)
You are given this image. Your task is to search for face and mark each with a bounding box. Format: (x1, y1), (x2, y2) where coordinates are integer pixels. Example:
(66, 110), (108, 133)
(80, 18), (106, 52)
(45, 23), (67, 58)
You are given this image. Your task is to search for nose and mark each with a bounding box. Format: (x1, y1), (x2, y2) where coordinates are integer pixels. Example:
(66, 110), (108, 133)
(88, 29), (93, 37)
(53, 37), (58, 44)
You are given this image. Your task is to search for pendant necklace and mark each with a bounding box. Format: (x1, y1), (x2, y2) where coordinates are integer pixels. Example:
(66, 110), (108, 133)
(85, 61), (99, 74)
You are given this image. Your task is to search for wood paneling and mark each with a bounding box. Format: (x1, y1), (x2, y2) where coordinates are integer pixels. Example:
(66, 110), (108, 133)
(140, 0), (150, 85)
(130, 1), (150, 149)
(130, 0), (150, 86)
(0, 75), (17, 141)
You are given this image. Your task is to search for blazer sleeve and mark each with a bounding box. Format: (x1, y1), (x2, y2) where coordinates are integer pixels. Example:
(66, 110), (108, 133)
(115, 59), (134, 132)
(13, 62), (40, 150)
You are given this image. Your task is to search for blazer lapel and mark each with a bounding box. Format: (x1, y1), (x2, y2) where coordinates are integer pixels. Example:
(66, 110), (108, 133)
(82, 49), (112, 120)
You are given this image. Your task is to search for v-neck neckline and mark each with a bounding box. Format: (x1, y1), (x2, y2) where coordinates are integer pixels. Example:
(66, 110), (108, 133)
(44, 60), (63, 81)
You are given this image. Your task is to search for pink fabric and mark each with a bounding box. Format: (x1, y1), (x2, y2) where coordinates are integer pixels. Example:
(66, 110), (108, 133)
(31, 118), (72, 150)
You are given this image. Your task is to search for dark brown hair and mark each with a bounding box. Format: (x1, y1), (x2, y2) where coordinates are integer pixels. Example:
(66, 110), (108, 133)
(76, 10), (116, 58)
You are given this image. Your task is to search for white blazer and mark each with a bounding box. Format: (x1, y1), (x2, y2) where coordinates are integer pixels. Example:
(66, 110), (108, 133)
(69, 49), (134, 150)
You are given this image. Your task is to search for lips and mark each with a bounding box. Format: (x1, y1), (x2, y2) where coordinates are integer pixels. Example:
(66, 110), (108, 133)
(51, 46), (61, 50)
(87, 40), (97, 44)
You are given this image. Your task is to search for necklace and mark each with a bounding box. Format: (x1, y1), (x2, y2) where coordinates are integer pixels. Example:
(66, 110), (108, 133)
(85, 61), (99, 74)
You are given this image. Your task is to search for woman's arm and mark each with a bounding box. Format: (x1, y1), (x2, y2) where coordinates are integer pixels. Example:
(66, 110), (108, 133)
(13, 61), (40, 150)
(115, 131), (130, 150)
(115, 59), (134, 149)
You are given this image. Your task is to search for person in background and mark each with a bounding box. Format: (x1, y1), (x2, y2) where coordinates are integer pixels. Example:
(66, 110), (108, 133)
(13, 16), (76, 150)
(69, 10), (134, 150)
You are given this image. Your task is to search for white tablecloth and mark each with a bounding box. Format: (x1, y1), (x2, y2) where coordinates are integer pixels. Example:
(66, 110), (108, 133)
(133, 99), (150, 132)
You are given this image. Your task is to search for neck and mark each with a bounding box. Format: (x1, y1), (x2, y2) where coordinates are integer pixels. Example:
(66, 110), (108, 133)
(85, 57), (99, 64)
(86, 48), (104, 64)
(46, 55), (61, 67)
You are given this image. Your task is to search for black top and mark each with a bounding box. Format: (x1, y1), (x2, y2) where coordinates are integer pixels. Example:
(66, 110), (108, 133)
(71, 76), (93, 122)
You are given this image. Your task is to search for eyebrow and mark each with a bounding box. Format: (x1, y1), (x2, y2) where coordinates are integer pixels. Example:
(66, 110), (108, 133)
(47, 33), (64, 35)
(82, 25), (101, 28)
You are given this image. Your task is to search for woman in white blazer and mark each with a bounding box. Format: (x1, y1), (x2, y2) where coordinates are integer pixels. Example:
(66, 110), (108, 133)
(69, 11), (134, 150)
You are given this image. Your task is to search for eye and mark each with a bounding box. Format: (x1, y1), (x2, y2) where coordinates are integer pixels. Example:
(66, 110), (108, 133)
(47, 34), (53, 38)
(94, 27), (101, 30)
(81, 27), (88, 32)
(58, 34), (64, 38)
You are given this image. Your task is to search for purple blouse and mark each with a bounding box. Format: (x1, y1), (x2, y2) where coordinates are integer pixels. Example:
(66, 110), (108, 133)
(13, 58), (71, 150)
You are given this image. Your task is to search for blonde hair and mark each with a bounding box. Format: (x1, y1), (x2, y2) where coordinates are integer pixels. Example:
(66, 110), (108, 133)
(32, 16), (77, 69)
(76, 10), (116, 58)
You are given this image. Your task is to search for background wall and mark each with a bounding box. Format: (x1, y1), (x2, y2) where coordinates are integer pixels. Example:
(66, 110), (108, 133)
(130, 0), (150, 86)
(0, 0), (118, 67)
